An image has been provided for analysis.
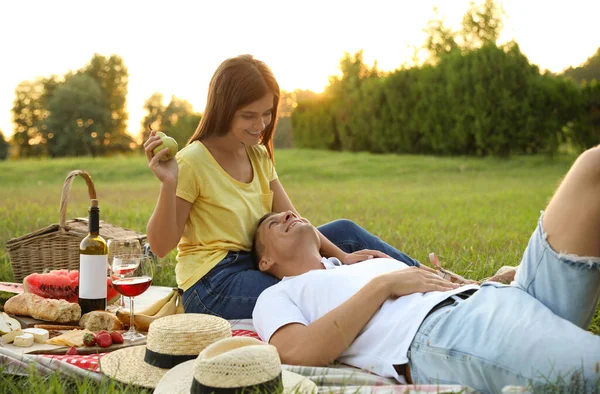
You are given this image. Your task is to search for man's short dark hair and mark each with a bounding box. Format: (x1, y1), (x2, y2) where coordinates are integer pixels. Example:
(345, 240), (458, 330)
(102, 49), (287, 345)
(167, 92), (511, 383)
(251, 212), (277, 269)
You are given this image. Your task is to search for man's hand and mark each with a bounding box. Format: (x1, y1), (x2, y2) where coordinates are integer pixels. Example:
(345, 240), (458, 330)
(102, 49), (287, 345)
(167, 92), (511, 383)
(378, 267), (460, 298)
(428, 252), (479, 285)
(341, 249), (391, 265)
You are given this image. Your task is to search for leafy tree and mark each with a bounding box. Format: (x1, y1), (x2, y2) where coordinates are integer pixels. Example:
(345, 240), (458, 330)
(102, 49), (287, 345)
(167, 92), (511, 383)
(43, 74), (111, 157)
(293, 40), (585, 157)
(11, 79), (44, 157)
(11, 76), (61, 157)
(11, 53), (131, 157)
(0, 129), (8, 160)
(162, 96), (194, 131)
(291, 1), (588, 157)
(460, 0), (505, 49)
(563, 47), (600, 84)
(140, 93), (166, 143)
(275, 90), (319, 149)
(327, 51), (379, 97)
(326, 51), (380, 151)
(169, 113), (202, 147)
(569, 80), (600, 150)
(423, 7), (459, 62)
(423, 0), (504, 62)
(292, 95), (339, 150)
(139, 93), (201, 148)
(80, 54), (130, 149)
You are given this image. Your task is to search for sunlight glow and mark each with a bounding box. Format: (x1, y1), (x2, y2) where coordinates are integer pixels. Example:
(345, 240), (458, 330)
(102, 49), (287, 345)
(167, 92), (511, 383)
(0, 0), (598, 138)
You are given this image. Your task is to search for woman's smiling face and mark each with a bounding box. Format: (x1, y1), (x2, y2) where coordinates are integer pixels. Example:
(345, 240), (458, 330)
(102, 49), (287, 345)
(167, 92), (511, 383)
(229, 93), (274, 145)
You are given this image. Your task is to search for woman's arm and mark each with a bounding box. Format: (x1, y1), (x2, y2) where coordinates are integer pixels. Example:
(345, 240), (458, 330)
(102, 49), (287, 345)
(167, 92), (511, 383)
(147, 185), (192, 257)
(144, 131), (193, 257)
(270, 179), (347, 260)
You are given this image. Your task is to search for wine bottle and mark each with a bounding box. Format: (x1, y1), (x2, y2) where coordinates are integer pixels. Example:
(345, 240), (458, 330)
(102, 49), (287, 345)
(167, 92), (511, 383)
(78, 199), (108, 314)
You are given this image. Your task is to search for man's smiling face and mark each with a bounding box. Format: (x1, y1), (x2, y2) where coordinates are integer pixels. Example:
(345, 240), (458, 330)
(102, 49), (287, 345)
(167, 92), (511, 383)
(255, 211), (320, 275)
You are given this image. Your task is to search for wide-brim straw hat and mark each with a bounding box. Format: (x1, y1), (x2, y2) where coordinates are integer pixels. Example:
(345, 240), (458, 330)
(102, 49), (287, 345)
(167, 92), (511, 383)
(101, 313), (231, 388)
(154, 337), (317, 394)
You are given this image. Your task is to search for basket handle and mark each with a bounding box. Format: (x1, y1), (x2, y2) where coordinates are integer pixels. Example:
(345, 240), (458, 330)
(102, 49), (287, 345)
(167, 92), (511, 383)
(59, 170), (97, 229)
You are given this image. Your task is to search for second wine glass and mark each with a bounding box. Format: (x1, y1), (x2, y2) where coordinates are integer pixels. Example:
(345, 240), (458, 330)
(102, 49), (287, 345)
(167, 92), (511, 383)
(110, 246), (153, 341)
(107, 239), (142, 312)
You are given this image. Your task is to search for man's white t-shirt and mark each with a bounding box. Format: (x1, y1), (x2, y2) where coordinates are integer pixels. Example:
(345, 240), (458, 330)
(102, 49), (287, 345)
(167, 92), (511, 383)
(253, 257), (479, 381)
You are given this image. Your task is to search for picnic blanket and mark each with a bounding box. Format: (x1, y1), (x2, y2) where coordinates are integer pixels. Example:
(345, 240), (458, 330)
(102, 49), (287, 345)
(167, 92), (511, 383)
(34, 322), (261, 372)
(0, 282), (481, 392)
(0, 318), (481, 393)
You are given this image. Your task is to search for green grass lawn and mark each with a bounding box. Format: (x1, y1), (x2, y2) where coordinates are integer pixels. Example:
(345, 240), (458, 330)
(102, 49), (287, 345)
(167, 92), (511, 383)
(0, 149), (597, 392)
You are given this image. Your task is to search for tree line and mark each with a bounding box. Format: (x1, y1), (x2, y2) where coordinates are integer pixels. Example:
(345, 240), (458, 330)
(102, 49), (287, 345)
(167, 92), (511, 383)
(291, 1), (600, 156)
(2, 0), (598, 160)
(8, 54), (133, 158)
(2, 54), (309, 158)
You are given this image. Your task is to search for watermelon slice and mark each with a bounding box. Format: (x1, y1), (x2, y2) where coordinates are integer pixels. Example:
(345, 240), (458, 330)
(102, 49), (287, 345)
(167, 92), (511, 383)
(23, 270), (120, 303)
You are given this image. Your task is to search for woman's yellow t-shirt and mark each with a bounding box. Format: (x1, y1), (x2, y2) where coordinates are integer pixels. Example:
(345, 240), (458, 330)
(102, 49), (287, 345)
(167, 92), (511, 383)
(174, 141), (277, 291)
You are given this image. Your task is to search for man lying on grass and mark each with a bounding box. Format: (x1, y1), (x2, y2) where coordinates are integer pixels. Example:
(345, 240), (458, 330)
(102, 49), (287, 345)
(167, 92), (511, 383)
(252, 146), (600, 394)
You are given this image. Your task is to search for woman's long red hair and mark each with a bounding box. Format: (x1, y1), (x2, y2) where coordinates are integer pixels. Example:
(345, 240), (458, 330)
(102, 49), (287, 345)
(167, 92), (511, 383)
(187, 55), (280, 160)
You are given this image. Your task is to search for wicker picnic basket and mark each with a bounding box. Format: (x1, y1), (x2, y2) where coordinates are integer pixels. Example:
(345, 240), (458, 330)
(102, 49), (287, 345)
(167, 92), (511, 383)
(6, 170), (147, 282)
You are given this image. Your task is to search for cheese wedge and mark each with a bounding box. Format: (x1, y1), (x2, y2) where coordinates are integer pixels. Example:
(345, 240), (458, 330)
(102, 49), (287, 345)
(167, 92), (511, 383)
(14, 333), (34, 347)
(23, 328), (50, 344)
(2, 329), (24, 344)
(46, 329), (94, 347)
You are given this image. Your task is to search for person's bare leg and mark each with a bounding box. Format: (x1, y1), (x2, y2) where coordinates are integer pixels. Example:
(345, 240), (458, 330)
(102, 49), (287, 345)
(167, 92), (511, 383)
(543, 146), (600, 257)
(514, 145), (600, 328)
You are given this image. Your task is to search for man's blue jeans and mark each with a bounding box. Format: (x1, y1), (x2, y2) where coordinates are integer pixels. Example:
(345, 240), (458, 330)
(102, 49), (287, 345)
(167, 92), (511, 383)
(182, 219), (419, 319)
(408, 212), (600, 393)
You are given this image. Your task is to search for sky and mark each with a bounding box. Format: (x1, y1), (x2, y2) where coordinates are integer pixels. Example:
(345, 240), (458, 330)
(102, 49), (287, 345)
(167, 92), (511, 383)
(0, 0), (598, 139)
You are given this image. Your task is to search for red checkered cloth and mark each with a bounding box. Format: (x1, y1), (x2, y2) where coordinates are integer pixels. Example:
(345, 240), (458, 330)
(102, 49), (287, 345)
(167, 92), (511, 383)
(38, 329), (261, 372)
(40, 353), (104, 372)
(231, 329), (261, 340)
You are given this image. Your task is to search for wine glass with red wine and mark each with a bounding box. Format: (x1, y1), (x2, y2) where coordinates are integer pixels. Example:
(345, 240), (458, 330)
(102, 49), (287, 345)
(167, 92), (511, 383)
(107, 239), (142, 312)
(109, 242), (153, 341)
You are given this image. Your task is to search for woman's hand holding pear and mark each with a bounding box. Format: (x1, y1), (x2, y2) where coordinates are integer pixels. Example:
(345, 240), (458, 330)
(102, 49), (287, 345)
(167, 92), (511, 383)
(144, 130), (179, 185)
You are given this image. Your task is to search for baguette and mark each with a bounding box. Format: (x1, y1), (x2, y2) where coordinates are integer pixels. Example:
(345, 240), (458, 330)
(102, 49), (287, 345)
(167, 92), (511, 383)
(4, 293), (81, 323)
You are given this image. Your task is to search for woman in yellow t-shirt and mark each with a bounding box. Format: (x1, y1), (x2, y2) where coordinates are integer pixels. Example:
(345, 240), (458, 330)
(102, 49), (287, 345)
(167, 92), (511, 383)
(143, 55), (421, 319)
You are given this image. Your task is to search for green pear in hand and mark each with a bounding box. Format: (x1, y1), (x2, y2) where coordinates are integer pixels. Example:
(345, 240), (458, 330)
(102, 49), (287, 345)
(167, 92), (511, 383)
(152, 132), (179, 161)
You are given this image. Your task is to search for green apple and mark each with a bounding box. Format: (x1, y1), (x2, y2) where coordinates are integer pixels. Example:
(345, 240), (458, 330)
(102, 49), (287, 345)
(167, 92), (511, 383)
(153, 132), (179, 161)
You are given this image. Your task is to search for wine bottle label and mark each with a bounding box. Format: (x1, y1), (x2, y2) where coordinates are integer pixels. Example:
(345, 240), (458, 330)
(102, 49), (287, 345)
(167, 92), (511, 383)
(79, 254), (108, 299)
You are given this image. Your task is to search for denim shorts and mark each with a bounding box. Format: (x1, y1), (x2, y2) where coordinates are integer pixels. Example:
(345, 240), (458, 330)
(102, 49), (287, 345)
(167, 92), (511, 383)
(181, 250), (278, 320)
(408, 212), (600, 393)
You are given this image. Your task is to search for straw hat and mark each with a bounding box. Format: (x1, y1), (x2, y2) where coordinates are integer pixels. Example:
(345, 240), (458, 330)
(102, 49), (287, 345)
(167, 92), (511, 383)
(101, 314), (231, 388)
(154, 337), (317, 394)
